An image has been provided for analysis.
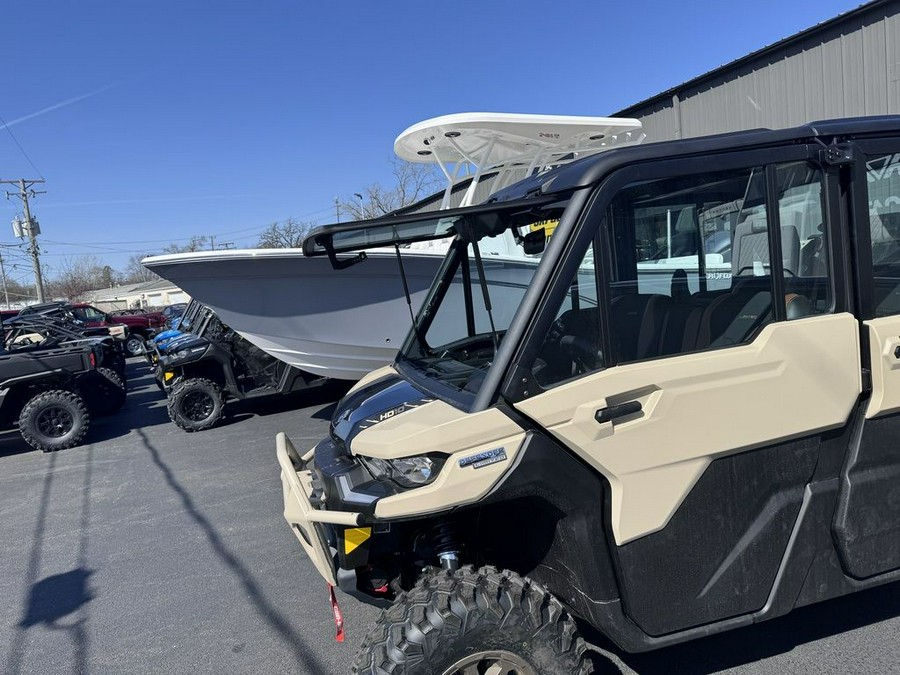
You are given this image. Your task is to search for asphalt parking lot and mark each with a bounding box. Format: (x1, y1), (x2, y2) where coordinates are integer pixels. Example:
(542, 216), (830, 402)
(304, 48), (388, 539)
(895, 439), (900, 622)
(1, 360), (900, 674)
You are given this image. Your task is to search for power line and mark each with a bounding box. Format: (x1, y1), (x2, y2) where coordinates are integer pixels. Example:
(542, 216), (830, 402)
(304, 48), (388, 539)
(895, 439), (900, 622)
(26, 204), (337, 248)
(0, 114), (44, 180)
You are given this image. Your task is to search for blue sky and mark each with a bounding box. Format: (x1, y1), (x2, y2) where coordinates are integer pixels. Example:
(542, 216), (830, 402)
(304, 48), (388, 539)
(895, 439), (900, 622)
(0, 0), (865, 279)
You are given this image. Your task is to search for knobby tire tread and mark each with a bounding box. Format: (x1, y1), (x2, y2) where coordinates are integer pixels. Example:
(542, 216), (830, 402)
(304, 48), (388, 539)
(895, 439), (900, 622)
(352, 565), (592, 675)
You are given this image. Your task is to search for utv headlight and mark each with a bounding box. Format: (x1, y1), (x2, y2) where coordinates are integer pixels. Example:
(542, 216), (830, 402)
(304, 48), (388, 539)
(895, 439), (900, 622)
(361, 454), (446, 488)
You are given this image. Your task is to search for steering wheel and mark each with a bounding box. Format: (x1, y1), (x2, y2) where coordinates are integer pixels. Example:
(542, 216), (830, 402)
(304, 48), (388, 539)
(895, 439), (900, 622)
(540, 318), (598, 377)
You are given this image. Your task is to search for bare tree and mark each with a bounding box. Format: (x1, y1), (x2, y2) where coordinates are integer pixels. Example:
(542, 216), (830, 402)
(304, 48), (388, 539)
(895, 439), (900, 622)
(339, 159), (441, 220)
(123, 253), (160, 284)
(46, 255), (109, 301)
(257, 218), (312, 248)
(163, 235), (209, 253)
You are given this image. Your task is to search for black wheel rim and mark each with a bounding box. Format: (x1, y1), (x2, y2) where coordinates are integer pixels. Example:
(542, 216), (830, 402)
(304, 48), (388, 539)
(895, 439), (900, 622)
(181, 390), (214, 422)
(36, 405), (74, 438)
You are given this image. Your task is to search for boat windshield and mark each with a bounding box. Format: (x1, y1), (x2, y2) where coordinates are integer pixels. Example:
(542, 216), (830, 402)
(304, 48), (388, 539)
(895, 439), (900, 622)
(397, 200), (569, 401)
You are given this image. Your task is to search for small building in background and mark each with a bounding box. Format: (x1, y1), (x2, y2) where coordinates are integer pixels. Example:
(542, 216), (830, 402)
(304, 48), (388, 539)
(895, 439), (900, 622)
(83, 279), (189, 311)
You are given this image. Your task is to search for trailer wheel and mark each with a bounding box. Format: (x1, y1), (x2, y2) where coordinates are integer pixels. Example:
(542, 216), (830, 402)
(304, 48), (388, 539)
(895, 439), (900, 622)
(124, 334), (145, 357)
(167, 378), (224, 432)
(19, 389), (90, 453)
(352, 566), (592, 675)
(83, 366), (127, 416)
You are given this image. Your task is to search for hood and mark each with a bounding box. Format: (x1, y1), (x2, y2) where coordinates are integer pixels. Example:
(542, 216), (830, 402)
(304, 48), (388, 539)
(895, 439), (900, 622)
(158, 335), (210, 363)
(160, 332), (200, 352)
(330, 374), (432, 447)
(154, 329), (182, 343)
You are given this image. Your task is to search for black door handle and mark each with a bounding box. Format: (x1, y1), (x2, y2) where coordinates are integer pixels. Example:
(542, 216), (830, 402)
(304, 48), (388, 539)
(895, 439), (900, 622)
(595, 400), (642, 424)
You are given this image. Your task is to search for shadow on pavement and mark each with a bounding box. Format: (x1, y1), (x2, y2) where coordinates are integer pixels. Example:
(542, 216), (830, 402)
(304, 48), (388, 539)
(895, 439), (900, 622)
(4, 446), (96, 675)
(18, 569), (95, 628)
(136, 427), (329, 673)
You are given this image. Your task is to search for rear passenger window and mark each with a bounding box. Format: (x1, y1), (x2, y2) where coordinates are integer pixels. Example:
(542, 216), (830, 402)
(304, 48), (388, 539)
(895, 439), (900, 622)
(607, 166), (777, 363)
(529, 159), (832, 389)
(866, 153), (900, 316)
(776, 162), (832, 317)
(607, 161), (828, 364)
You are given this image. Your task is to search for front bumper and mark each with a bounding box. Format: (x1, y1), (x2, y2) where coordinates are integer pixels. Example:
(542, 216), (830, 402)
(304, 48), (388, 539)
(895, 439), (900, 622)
(144, 340), (160, 365)
(276, 432), (367, 587)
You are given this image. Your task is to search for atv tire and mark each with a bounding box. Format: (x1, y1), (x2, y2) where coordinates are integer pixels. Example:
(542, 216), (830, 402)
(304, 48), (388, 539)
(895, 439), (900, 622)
(352, 566), (592, 675)
(83, 366), (127, 416)
(19, 389), (90, 453)
(112, 350), (128, 381)
(124, 334), (145, 358)
(167, 378), (224, 432)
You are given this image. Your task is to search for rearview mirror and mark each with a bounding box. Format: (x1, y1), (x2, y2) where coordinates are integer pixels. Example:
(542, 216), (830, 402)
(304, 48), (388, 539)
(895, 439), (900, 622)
(520, 230), (546, 255)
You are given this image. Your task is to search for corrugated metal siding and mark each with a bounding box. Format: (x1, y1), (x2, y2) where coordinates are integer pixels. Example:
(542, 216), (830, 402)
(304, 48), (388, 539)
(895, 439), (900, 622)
(620, 2), (900, 142)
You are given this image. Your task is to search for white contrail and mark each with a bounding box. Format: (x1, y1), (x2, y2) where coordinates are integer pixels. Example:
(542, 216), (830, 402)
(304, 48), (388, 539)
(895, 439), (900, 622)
(2, 83), (119, 128)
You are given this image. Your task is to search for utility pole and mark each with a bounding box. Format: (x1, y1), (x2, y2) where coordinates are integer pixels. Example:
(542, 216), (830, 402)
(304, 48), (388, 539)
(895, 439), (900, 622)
(3, 178), (46, 302)
(0, 250), (9, 309)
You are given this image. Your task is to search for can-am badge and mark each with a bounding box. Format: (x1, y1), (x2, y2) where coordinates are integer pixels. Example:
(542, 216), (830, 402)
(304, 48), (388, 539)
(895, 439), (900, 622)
(458, 447), (507, 469)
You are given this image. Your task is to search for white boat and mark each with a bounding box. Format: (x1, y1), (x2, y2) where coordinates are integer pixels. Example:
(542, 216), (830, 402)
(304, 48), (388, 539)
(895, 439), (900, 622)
(143, 113), (645, 380)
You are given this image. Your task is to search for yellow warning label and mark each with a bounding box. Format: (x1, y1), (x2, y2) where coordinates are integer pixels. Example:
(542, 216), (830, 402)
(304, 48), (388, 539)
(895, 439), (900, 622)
(530, 219), (559, 238)
(163, 371), (175, 382)
(344, 527), (371, 554)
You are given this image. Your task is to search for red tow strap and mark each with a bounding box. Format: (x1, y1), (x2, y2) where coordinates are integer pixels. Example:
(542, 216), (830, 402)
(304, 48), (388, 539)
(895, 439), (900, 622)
(328, 584), (345, 642)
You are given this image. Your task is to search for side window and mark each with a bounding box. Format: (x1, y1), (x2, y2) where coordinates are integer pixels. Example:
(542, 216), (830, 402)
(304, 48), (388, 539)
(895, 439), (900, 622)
(776, 162), (832, 316)
(608, 166), (777, 363)
(866, 153), (900, 316)
(531, 244), (601, 388)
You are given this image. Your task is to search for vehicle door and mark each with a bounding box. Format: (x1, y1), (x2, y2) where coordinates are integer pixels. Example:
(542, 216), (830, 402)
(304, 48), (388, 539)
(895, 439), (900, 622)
(72, 305), (107, 328)
(832, 140), (900, 579)
(508, 146), (862, 637)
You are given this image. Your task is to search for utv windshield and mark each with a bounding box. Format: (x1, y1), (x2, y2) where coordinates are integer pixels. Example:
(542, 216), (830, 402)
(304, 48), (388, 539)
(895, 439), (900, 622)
(395, 200), (570, 400)
(178, 300), (203, 332)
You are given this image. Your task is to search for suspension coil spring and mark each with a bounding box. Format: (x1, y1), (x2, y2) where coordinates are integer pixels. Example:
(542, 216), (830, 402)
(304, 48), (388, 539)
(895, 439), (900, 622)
(431, 520), (460, 571)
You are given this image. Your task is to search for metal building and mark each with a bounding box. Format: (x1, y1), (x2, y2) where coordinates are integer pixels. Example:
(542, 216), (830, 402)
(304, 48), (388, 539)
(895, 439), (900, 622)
(614, 0), (900, 141)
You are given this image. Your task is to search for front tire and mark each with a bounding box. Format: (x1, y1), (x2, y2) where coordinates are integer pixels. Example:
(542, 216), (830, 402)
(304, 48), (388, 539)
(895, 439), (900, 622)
(352, 566), (592, 675)
(167, 378), (224, 432)
(124, 334), (145, 357)
(19, 389), (91, 452)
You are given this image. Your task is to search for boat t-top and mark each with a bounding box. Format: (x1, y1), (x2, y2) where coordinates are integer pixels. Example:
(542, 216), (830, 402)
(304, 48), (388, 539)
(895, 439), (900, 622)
(142, 112), (645, 380)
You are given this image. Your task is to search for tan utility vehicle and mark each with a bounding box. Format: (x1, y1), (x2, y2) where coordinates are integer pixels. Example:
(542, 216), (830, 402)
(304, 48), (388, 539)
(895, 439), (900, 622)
(277, 117), (900, 673)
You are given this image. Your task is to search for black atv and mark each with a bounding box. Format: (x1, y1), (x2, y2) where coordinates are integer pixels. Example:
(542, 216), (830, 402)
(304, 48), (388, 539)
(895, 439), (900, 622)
(2, 315), (127, 418)
(0, 339), (110, 452)
(155, 305), (323, 432)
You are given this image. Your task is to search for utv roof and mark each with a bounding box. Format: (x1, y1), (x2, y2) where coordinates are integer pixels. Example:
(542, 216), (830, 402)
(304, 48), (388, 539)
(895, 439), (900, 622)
(18, 301), (70, 315)
(303, 115), (900, 256)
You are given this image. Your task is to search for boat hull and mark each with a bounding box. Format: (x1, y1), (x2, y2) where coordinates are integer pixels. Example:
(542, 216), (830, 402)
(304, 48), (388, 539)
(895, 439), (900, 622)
(143, 250), (443, 380)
